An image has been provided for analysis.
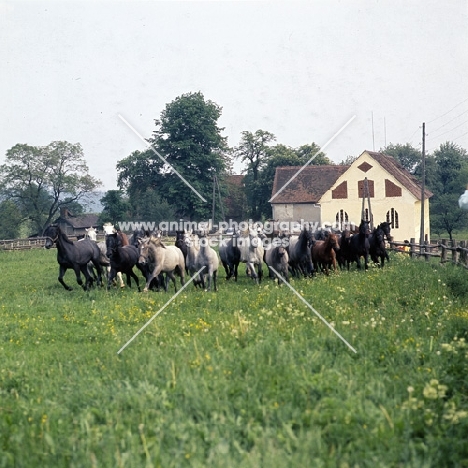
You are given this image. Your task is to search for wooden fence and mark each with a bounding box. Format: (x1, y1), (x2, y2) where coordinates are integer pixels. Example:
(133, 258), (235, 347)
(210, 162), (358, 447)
(2, 234), (468, 269)
(388, 238), (468, 269)
(0, 234), (107, 251)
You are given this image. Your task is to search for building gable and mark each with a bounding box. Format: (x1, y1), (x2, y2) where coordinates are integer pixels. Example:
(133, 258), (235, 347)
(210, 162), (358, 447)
(271, 165), (348, 204)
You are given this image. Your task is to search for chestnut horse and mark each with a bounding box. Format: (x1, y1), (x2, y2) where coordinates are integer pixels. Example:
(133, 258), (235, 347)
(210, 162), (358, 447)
(311, 232), (339, 275)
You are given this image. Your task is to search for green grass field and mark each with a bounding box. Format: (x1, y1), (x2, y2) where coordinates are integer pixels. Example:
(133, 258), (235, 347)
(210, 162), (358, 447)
(1, 248), (467, 467)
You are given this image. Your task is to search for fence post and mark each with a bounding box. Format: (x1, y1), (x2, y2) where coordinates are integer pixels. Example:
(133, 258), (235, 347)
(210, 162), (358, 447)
(410, 238), (416, 259)
(459, 240), (467, 267)
(452, 240), (459, 265)
(440, 239), (447, 263)
(424, 240), (430, 261)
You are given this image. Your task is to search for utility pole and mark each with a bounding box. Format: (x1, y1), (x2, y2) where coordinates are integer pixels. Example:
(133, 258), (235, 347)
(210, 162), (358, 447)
(419, 122), (426, 252)
(371, 111), (375, 151)
(212, 174), (216, 231)
(384, 117), (387, 148)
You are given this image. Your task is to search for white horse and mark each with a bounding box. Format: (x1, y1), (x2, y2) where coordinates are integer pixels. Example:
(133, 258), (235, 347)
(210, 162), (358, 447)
(85, 227), (97, 241)
(101, 223), (124, 287)
(238, 227), (264, 284)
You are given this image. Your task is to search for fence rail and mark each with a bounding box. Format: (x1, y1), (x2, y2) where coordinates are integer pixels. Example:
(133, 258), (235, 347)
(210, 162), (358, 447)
(388, 238), (468, 269)
(2, 235), (468, 269)
(0, 237), (48, 250)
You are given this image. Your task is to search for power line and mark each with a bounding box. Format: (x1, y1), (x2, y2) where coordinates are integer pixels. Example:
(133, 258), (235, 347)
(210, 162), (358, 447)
(429, 109), (468, 134)
(427, 118), (468, 141)
(404, 126), (421, 143)
(426, 130), (468, 153)
(427, 97), (468, 124)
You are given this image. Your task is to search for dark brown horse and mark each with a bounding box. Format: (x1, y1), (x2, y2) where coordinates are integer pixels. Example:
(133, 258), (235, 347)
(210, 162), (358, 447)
(311, 232), (339, 275)
(348, 220), (371, 270)
(44, 225), (103, 291)
(105, 232), (140, 291)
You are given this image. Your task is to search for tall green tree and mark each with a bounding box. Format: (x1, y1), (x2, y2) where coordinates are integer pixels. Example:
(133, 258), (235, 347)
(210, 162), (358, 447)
(233, 130), (276, 182)
(129, 187), (176, 222)
(0, 200), (24, 239)
(295, 143), (331, 165)
(427, 142), (468, 239)
(99, 190), (131, 225)
(0, 142), (101, 235)
(381, 143), (421, 174)
(255, 145), (302, 219)
(117, 92), (230, 220)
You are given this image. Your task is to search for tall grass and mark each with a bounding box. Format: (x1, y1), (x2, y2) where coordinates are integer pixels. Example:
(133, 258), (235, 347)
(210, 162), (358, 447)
(0, 248), (467, 467)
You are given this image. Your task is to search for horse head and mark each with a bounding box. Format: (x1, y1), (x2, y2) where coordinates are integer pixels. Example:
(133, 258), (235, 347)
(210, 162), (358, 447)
(44, 224), (60, 249)
(105, 232), (120, 258)
(328, 233), (340, 251)
(137, 237), (151, 264)
(85, 227), (97, 241)
(359, 220), (371, 236)
(373, 227), (385, 247)
(378, 222), (392, 241)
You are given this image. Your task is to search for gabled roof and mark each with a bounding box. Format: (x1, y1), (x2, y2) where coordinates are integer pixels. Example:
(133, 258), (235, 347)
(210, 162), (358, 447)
(364, 151), (433, 199)
(271, 165), (349, 204)
(55, 213), (100, 229)
(226, 174), (245, 187)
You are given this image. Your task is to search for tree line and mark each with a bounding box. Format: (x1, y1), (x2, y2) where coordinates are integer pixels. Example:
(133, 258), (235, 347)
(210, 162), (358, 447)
(1, 92), (467, 239)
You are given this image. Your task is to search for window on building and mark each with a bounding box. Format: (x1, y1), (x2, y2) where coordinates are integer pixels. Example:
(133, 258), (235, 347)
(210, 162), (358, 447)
(335, 210), (349, 230)
(386, 208), (399, 229)
(332, 181), (348, 199)
(358, 179), (374, 198)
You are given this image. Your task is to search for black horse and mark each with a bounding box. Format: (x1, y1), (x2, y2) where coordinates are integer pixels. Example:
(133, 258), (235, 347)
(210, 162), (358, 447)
(44, 225), (103, 291)
(369, 222), (392, 267)
(288, 227), (314, 278)
(219, 233), (241, 281)
(175, 230), (189, 273)
(105, 232), (141, 291)
(348, 219), (371, 270)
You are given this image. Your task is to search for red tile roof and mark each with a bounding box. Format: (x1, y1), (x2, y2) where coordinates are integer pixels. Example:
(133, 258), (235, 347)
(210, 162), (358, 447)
(226, 174), (245, 186)
(270, 151), (433, 204)
(365, 151), (433, 199)
(271, 165), (349, 204)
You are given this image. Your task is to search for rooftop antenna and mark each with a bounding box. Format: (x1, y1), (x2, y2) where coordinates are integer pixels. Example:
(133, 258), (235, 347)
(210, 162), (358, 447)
(384, 117), (387, 148)
(371, 111), (375, 151)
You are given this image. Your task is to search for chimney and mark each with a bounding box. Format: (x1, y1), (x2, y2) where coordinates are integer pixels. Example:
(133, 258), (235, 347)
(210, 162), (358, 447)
(60, 207), (70, 218)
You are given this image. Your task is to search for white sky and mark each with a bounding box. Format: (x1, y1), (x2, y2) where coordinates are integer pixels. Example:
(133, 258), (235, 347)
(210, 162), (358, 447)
(1, 0), (468, 191)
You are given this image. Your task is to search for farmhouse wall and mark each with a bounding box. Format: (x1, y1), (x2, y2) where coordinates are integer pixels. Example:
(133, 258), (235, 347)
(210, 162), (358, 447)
(272, 203), (321, 224)
(320, 151), (431, 241)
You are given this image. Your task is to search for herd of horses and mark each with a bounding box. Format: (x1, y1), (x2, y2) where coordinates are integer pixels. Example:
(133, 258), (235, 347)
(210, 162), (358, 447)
(42, 220), (392, 293)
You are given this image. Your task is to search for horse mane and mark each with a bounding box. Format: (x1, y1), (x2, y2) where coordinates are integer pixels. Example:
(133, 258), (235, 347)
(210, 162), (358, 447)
(57, 226), (74, 245)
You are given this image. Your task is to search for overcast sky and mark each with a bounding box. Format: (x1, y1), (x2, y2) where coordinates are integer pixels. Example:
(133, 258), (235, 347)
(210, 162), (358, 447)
(1, 0), (467, 191)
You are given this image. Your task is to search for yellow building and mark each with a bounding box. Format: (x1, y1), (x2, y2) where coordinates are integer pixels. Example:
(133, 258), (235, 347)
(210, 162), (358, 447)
(271, 150), (433, 241)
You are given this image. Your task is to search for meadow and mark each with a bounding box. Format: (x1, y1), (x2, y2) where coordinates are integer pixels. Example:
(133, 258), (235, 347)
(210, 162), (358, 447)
(1, 247), (467, 467)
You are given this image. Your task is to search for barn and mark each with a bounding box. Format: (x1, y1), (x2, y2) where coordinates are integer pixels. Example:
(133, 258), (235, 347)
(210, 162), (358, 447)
(54, 208), (100, 238)
(271, 150), (433, 241)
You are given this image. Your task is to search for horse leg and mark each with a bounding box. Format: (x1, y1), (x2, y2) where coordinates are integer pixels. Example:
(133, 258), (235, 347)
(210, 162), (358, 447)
(176, 265), (185, 287)
(128, 270), (140, 291)
(107, 267), (117, 290)
(58, 265), (73, 291)
(91, 259), (103, 287)
(81, 264), (94, 290)
(246, 261), (258, 283)
(117, 272), (125, 287)
(222, 260), (230, 280)
(72, 265), (86, 290)
(166, 271), (177, 292)
(145, 266), (163, 292)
